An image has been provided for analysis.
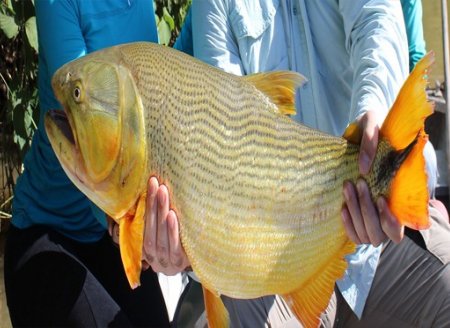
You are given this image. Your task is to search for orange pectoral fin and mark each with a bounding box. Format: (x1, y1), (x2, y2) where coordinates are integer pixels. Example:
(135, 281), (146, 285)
(283, 239), (355, 328)
(119, 192), (147, 289)
(203, 287), (229, 328)
(388, 131), (430, 230)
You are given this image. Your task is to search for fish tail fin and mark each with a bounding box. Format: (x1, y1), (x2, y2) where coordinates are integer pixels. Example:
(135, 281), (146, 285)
(203, 286), (230, 327)
(380, 51), (435, 149)
(119, 192), (147, 289)
(380, 52), (435, 230)
(244, 71), (306, 115)
(388, 131), (430, 229)
(283, 240), (355, 328)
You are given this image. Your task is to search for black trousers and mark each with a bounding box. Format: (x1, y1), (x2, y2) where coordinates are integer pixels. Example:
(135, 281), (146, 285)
(4, 225), (171, 327)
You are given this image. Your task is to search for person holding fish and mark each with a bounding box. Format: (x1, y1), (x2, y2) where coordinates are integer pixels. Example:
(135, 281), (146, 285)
(3, 1), (193, 327)
(173, 0), (449, 327)
(180, 0), (450, 327)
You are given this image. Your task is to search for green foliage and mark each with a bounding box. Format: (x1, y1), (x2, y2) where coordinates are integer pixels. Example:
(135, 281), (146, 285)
(0, 0), (39, 160)
(154, 0), (191, 46)
(0, 0), (38, 214)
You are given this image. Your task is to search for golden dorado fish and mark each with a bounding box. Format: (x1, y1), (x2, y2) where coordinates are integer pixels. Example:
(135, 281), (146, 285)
(45, 42), (433, 327)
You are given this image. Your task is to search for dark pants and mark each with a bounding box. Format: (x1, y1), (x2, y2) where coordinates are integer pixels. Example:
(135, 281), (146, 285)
(4, 225), (170, 327)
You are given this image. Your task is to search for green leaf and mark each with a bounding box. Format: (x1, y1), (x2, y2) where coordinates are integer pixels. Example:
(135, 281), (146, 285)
(25, 16), (38, 52)
(157, 19), (171, 45)
(5, 0), (15, 14)
(0, 13), (18, 39)
(162, 7), (175, 30)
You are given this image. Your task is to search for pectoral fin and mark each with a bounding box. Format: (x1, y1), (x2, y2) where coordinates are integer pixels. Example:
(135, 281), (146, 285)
(282, 239), (355, 328)
(203, 286), (229, 327)
(119, 192), (147, 289)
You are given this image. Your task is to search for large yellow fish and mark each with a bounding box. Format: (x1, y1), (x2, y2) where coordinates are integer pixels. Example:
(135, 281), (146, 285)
(45, 42), (433, 327)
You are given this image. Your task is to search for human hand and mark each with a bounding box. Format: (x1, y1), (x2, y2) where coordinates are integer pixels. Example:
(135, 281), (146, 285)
(341, 111), (404, 246)
(141, 177), (190, 275)
(107, 177), (190, 275)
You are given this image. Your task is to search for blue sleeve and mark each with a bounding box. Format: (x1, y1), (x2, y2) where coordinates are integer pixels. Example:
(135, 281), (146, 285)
(338, 0), (409, 123)
(35, 0), (87, 81)
(173, 7), (193, 56)
(401, 0), (427, 71)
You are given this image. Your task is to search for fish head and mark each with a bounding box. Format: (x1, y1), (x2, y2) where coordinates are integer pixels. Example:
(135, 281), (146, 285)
(45, 48), (147, 219)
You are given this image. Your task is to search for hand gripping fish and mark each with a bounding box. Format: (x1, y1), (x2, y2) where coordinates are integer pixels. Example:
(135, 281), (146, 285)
(45, 42), (433, 327)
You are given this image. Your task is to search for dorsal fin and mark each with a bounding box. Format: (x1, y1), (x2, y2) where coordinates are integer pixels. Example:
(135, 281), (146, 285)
(244, 71), (306, 115)
(342, 122), (362, 145)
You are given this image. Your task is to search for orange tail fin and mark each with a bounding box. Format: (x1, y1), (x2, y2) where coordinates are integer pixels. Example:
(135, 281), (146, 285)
(380, 52), (435, 230)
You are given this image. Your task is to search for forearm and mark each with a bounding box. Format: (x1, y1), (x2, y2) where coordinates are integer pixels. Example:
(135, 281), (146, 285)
(340, 0), (409, 124)
(192, 0), (244, 75)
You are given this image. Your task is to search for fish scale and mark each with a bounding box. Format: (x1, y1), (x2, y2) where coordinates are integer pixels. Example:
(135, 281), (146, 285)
(46, 42), (433, 327)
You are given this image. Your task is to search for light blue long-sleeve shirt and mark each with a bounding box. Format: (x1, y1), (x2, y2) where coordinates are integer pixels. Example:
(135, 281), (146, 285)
(191, 0), (409, 318)
(12, 0), (159, 242)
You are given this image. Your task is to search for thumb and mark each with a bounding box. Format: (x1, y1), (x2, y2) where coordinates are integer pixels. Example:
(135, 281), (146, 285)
(358, 111), (379, 175)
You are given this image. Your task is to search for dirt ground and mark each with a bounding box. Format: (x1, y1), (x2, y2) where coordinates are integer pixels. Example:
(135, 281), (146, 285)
(1, 258), (12, 328)
(0, 225), (12, 328)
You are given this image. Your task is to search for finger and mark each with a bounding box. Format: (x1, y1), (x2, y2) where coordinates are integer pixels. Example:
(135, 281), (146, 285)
(107, 217), (114, 237)
(156, 185), (170, 269)
(141, 261), (150, 271)
(343, 181), (370, 244)
(167, 210), (189, 270)
(377, 197), (404, 243)
(143, 177), (159, 265)
(112, 222), (120, 245)
(358, 112), (379, 175)
(341, 204), (361, 244)
(356, 180), (386, 246)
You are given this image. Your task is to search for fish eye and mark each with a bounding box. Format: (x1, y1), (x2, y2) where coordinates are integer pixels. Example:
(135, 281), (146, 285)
(73, 87), (82, 102)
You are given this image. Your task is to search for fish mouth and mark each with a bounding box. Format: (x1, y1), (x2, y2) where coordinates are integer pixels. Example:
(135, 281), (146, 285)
(46, 109), (76, 146)
(45, 108), (89, 189)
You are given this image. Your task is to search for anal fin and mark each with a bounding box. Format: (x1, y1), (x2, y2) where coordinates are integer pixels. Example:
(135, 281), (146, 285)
(282, 239), (355, 328)
(203, 286), (229, 327)
(119, 192), (147, 289)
